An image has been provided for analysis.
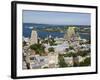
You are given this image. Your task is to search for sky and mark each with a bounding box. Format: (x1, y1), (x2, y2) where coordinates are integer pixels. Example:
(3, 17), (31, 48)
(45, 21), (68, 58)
(23, 10), (91, 25)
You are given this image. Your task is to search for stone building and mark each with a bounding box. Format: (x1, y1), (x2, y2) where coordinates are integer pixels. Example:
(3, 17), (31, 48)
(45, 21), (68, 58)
(30, 30), (38, 45)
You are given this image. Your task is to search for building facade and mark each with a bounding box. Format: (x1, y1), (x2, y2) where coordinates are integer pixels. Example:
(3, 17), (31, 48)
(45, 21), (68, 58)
(30, 30), (38, 45)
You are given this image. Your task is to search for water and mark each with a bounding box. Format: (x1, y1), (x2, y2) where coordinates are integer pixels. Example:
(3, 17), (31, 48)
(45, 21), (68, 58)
(23, 23), (90, 40)
(23, 27), (64, 38)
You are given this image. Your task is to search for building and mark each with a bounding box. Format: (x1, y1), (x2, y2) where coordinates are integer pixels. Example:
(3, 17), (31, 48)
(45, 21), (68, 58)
(64, 27), (80, 47)
(29, 55), (49, 69)
(54, 37), (65, 44)
(64, 27), (75, 41)
(64, 57), (73, 67)
(64, 27), (79, 41)
(48, 53), (58, 68)
(30, 30), (38, 45)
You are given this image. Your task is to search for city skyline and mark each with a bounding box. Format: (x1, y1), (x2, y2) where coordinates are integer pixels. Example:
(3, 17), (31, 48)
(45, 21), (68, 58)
(23, 10), (91, 25)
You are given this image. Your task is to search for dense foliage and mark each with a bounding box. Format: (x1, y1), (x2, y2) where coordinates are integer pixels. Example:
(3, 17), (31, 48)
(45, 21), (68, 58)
(79, 57), (91, 66)
(58, 54), (68, 67)
(30, 44), (45, 56)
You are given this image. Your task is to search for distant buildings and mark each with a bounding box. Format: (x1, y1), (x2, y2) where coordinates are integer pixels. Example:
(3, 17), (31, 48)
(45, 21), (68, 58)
(30, 30), (38, 45)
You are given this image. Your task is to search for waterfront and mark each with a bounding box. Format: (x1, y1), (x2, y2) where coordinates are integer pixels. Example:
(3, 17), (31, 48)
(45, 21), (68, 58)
(23, 23), (90, 40)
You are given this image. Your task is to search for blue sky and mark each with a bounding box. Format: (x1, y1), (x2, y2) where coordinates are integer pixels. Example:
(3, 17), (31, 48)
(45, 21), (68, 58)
(23, 10), (91, 25)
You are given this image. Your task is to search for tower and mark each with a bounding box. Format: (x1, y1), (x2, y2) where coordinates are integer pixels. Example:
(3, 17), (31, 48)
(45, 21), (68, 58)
(64, 27), (80, 47)
(64, 27), (76, 41)
(30, 30), (37, 45)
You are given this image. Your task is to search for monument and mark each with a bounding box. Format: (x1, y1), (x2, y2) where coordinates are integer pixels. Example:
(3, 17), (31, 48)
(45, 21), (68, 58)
(30, 30), (38, 45)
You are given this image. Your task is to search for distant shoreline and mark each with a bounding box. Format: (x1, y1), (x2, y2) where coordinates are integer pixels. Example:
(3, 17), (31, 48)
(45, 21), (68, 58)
(23, 23), (91, 40)
(23, 23), (91, 27)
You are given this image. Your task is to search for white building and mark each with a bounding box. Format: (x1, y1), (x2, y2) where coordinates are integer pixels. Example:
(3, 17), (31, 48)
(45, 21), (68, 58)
(29, 55), (49, 69)
(64, 57), (73, 66)
(29, 53), (58, 68)
(44, 41), (69, 54)
(48, 53), (58, 68)
(54, 37), (65, 44)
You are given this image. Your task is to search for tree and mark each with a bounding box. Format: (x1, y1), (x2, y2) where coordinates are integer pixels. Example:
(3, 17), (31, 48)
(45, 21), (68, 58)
(49, 38), (56, 46)
(86, 40), (91, 44)
(42, 38), (56, 46)
(48, 47), (54, 52)
(69, 46), (74, 50)
(77, 50), (88, 57)
(23, 41), (27, 47)
(30, 44), (45, 56)
(58, 54), (68, 67)
(42, 39), (48, 44)
(43, 67), (48, 69)
(63, 52), (79, 67)
(79, 57), (91, 66)
(63, 52), (77, 57)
